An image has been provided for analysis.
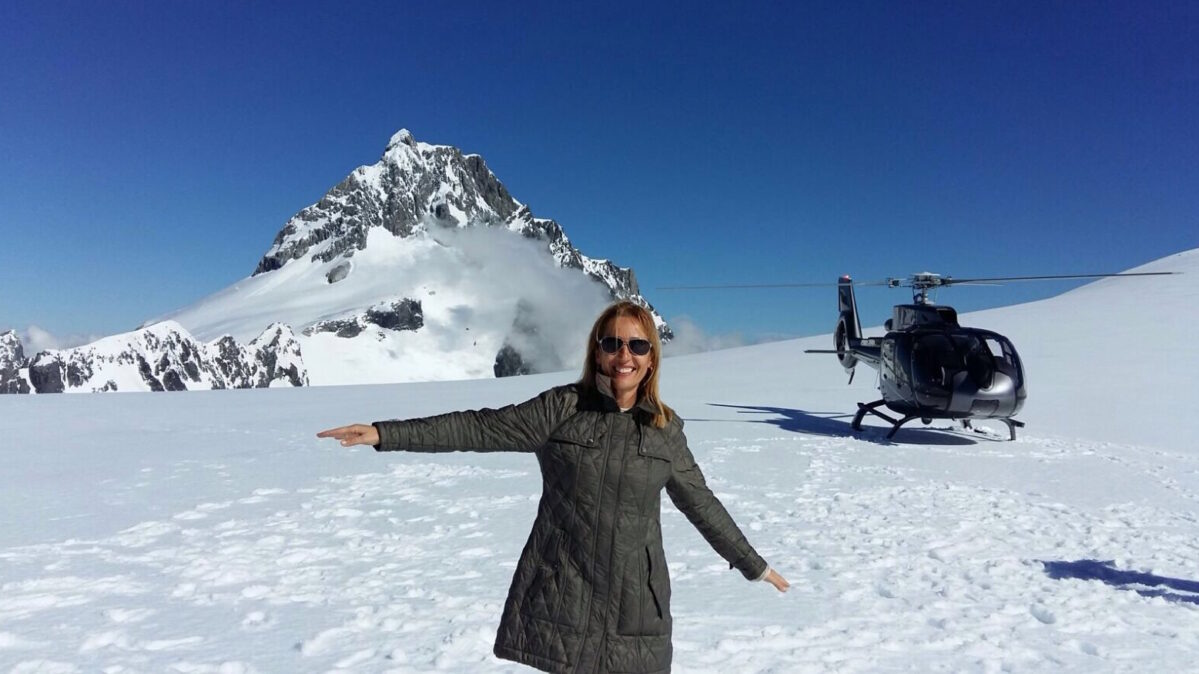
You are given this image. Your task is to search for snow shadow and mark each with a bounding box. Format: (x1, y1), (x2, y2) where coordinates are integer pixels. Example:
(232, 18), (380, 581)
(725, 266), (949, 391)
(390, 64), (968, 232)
(1042, 559), (1199, 605)
(699, 404), (978, 446)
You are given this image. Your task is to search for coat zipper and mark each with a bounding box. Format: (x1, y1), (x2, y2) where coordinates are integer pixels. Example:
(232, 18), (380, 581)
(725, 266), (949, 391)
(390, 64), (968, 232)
(576, 416), (612, 672)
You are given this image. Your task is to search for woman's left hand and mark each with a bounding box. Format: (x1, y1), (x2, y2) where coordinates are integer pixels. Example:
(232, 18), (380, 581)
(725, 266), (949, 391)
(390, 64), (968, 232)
(317, 424), (380, 447)
(764, 568), (790, 592)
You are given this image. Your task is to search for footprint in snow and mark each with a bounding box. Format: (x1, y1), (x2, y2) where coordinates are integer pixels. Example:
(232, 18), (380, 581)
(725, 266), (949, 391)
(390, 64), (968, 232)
(1029, 604), (1056, 624)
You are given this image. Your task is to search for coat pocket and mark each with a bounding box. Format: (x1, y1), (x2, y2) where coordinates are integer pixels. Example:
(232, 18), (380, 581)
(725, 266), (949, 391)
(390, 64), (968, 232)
(616, 545), (672, 636)
(547, 430), (598, 452)
(548, 414), (599, 449)
(522, 529), (581, 630)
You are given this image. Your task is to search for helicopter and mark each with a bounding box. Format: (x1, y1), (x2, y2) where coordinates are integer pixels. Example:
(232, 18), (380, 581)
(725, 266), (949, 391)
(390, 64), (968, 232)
(804, 271), (1173, 440)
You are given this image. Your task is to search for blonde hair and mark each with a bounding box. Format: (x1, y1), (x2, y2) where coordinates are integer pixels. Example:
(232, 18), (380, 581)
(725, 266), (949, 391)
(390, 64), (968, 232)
(579, 301), (674, 428)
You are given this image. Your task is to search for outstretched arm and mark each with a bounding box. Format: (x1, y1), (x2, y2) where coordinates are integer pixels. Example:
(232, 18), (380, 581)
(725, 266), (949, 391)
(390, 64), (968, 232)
(666, 442), (789, 592)
(318, 386), (573, 454)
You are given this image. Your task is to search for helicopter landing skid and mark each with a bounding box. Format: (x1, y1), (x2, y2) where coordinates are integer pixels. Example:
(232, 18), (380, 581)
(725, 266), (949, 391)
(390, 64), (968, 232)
(851, 399), (1024, 440)
(960, 418), (1025, 441)
(851, 400), (919, 439)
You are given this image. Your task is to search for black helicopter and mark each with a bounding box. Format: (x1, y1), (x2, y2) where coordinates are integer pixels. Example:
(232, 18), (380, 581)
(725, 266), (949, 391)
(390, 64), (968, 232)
(805, 271), (1171, 440)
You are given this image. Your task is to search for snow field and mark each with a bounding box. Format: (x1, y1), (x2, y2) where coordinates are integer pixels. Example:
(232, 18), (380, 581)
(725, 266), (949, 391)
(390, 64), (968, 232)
(3, 250), (1198, 671)
(3, 413), (1198, 672)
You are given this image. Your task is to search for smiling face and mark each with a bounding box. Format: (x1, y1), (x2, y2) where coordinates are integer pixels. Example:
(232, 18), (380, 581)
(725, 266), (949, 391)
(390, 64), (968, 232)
(594, 315), (653, 408)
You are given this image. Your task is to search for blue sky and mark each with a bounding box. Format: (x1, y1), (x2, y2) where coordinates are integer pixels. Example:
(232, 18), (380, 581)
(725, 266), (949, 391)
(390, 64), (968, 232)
(2, 0), (1196, 348)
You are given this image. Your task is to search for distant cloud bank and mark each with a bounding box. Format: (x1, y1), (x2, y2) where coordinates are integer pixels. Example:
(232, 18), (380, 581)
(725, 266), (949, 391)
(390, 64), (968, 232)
(661, 316), (748, 355)
(19, 326), (102, 352)
(661, 316), (801, 356)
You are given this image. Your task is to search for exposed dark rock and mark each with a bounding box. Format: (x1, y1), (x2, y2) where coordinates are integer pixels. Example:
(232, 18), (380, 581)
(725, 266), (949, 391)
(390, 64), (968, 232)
(182, 357), (200, 381)
(255, 347), (278, 385)
(326, 261), (351, 284)
(66, 358), (94, 388)
(210, 335), (247, 385)
(303, 319), (363, 338)
(304, 299), (423, 338)
(0, 374), (29, 394)
(137, 354), (165, 392)
(336, 321), (365, 338)
(494, 344), (531, 378)
(365, 299), (423, 331)
(162, 370), (187, 391)
(275, 363), (304, 387)
(28, 355), (64, 393)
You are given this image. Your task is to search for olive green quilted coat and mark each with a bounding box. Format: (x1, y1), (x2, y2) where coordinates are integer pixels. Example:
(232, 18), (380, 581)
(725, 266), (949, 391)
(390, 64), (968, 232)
(373, 384), (768, 673)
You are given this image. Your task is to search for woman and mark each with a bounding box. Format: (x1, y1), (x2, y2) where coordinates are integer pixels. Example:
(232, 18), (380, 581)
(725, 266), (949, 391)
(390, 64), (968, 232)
(318, 301), (789, 673)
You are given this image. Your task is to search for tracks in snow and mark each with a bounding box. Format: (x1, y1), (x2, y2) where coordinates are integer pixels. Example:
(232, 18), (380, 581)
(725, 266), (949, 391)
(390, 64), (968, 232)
(2, 432), (1198, 672)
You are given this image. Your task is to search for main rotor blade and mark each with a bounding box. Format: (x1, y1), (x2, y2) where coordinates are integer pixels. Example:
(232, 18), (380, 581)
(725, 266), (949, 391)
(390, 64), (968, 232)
(657, 282), (832, 290)
(658, 278), (892, 291)
(947, 271), (1176, 285)
(658, 271), (1175, 292)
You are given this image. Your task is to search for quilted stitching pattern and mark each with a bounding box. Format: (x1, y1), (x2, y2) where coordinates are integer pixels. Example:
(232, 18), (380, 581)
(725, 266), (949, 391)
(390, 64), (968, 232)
(375, 384), (766, 673)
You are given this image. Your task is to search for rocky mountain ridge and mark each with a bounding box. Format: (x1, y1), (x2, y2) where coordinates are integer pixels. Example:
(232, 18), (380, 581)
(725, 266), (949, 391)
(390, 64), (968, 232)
(0, 324), (305, 394)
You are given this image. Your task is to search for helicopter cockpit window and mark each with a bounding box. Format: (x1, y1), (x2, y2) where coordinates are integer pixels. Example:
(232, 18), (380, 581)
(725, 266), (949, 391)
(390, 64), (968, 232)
(984, 338), (1008, 367)
(912, 333), (998, 391)
(957, 335), (996, 389)
(983, 336), (1022, 384)
(912, 334), (958, 390)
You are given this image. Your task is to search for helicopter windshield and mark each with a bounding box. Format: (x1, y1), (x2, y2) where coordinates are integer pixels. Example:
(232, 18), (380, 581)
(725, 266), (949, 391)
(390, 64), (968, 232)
(960, 335), (996, 389)
(911, 333), (1008, 391)
(982, 335), (1022, 386)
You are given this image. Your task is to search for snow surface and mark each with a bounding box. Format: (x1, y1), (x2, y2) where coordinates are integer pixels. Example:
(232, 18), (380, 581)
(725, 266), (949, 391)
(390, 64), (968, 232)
(2, 250), (1196, 672)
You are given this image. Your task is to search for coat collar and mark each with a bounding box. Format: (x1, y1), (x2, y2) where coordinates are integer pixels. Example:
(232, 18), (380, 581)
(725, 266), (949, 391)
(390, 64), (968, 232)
(594, 374), (658, 417)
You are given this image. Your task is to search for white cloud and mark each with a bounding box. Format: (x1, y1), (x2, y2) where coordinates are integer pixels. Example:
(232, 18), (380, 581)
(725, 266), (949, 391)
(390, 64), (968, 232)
(19, 326), (103, 353)
(425, 225), (613, 373)
(661, 316), (748, 356)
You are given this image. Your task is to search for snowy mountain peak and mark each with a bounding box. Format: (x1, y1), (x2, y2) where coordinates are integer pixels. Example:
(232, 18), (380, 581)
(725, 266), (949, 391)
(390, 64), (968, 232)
(255, 130), (513, 272)
(0, 329), (30, 393)
(155, 129), (669, 386)
(249, 129), (653, 317)
(0, 329), (24, 362)
(387, 128), (416, 150)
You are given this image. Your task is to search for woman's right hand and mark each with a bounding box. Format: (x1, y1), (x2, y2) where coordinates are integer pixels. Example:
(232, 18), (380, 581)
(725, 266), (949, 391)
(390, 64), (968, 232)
(763, 568), (790, 593)
(316, 424), (380, 447)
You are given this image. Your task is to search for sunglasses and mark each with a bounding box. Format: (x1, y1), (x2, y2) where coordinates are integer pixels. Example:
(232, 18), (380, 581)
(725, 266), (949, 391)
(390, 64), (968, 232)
(597, 336), (652, 356)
